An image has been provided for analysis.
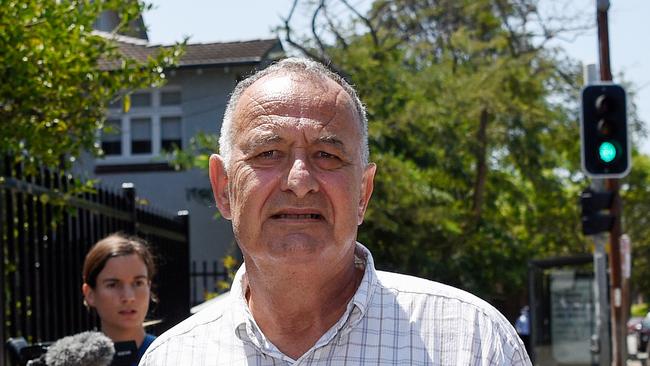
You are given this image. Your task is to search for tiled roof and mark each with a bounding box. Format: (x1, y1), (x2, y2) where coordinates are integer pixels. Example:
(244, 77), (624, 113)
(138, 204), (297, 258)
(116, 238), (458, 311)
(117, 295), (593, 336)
(99, 38), (283, 70)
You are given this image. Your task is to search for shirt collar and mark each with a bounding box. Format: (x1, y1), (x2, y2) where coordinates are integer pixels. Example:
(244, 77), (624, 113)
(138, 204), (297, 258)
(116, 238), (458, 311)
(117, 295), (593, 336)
(345, 242), (377, 329)
(228, 242), (379, 355)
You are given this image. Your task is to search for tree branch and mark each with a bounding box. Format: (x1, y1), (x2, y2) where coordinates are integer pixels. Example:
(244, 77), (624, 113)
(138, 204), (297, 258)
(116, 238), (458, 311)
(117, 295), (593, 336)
(311, 0), (328, 55)
(472, 108), (490, 225)
(282, 0), (326, 62)
(493, 0), (521, 57)
(281, 0), (349, 78)
(323, 3), (349, 49)
(339, 0), (379, 47)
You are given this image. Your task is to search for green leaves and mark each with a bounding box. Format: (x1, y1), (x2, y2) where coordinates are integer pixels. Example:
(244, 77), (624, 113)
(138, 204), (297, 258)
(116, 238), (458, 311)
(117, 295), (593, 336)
(0, 0), (184, 171)
(169, 132), (219, 171)
(300, 0), (593, 303)
(622, 153), (650, 297)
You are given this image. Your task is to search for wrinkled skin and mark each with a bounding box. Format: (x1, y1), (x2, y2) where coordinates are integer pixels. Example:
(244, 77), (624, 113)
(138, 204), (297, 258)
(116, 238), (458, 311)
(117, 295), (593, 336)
(209, 73), (376, 270)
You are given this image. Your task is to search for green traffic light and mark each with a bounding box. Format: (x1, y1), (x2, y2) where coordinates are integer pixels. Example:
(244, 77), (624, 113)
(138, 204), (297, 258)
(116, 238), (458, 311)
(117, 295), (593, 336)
(599, 142), (617, 163)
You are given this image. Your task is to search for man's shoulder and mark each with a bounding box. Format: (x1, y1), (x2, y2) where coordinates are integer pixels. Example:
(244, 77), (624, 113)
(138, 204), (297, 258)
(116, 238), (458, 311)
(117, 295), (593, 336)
(375, 270), (505, 320)
(373, 270), (531, 364)
(141, 293), (232, 363)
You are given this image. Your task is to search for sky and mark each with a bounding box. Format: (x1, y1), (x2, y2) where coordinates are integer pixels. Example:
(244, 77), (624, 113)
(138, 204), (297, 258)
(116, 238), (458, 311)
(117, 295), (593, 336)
(143, 0), (650, 154)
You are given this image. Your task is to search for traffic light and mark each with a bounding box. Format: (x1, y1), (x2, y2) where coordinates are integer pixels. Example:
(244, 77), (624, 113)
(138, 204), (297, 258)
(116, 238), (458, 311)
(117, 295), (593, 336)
(580, 83), (630, 178)
(580, 188), (614, 235)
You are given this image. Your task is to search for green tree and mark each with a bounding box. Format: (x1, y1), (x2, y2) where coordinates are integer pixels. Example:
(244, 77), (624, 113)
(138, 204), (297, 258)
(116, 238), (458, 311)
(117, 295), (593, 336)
(175, 0), (650, 309)
(279, 0), (629, 309)
(623, 153), (650, 298)
(0, 0), (183, 170)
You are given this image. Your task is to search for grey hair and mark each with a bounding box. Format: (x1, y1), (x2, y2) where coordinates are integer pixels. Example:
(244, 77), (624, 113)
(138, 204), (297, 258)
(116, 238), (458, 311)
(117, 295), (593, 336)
(218, 57), (369, 169)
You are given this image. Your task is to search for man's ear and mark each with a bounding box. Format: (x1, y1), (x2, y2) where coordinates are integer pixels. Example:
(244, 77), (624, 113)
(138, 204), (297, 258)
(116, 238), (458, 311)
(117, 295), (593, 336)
(357, 163), (376, 225)
(209, 154), (232, 220)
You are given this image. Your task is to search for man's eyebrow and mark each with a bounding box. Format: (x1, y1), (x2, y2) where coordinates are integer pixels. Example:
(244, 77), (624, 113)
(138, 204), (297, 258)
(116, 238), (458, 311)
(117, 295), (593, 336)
(316, 135), (346, 150)
(242, 134), (283, 153)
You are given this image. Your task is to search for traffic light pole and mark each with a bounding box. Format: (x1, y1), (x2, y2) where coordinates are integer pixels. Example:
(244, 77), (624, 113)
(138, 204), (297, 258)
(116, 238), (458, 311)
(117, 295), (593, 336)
(596, 1), (626, 365)
(597, 2), (612, 82)
(593, 229), (611, 366)
(606, 177), (625, 366)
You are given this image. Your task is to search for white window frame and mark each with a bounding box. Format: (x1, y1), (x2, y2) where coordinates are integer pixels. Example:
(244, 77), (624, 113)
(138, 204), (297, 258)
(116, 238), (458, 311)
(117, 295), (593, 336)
(99, 87), (182, 164)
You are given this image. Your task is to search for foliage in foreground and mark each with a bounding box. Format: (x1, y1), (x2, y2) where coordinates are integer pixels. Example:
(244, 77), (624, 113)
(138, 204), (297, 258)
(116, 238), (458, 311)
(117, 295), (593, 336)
(0, 0), (183, 171)
(176, 0), (650, 308)
(280, 0), (650, 306)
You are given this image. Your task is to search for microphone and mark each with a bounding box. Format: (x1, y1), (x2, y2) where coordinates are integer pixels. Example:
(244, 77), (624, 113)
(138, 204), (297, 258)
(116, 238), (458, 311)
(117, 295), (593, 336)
(43, 331), (115, 366)
(112, 341), (137, 366)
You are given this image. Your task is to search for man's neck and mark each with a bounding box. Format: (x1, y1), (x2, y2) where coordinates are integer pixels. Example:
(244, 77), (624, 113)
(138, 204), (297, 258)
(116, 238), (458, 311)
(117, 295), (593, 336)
(244, 252), (365, 360)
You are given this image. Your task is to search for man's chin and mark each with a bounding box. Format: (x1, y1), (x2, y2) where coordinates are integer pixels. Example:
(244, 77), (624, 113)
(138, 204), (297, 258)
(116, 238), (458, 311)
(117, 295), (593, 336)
(263, 236), (335, 261)
(269, 237), (322, 253)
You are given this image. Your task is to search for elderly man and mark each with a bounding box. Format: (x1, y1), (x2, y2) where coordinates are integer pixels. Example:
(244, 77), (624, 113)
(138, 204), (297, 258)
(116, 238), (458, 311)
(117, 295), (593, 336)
(141, 58), (531, 365)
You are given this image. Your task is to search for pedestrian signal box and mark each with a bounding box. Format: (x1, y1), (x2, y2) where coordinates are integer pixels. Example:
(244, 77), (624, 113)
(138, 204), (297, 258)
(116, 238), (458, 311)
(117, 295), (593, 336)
(580, 188), (614, 235)
(580, 83), (630, 178)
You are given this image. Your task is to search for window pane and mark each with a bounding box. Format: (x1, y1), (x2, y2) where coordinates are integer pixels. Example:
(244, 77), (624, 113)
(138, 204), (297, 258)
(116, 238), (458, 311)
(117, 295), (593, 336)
(131, 92), (151, 107)
(161, 117), (181, 138)
(101, 119), (121, 155)
(161, 116), (182, 150)
(161, 90), (182, 106)
(131, 118), (151, 139)
(131, 117), (151, 154)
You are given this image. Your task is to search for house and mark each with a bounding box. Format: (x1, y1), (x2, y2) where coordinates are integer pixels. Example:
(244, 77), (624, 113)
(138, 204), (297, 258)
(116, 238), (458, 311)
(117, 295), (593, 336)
(78, 11), (284, 304)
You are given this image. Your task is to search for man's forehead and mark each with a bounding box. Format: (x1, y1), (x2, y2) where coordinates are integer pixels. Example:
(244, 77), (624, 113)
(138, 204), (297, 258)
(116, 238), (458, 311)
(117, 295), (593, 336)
(233, 73), (358, 132)
(248, 119), (344, 138)
(247, 73), (327, 99)
(249, 71), (330, 94)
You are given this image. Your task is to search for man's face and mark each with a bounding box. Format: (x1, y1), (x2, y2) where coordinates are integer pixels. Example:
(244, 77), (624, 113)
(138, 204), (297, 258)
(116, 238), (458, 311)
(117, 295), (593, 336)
(209, 73), (375, 267)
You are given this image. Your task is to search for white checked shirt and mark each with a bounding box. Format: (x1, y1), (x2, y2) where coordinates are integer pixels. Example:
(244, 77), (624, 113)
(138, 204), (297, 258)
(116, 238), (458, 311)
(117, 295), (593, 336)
(140, 243), (531, 365)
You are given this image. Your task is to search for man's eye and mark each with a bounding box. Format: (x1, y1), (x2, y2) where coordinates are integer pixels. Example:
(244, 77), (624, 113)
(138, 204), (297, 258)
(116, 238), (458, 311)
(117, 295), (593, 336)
(315, 151), (344, 170)
(316, 151), (338, 159)
(257, 150), (280, 159)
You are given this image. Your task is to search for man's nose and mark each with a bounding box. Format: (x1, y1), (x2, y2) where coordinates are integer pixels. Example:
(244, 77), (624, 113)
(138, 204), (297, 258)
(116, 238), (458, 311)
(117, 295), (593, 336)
(282, 155), (319, 197)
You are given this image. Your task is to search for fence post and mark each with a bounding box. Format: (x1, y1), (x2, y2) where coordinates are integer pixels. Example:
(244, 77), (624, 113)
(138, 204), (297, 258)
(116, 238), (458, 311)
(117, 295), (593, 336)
(177, 210), (191, 319)
(121, 183), (136, 235)
(0, 157), (6, 366)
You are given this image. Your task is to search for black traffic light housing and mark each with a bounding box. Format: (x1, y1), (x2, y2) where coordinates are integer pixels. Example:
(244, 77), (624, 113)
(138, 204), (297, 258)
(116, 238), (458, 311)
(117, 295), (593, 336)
(580, 83), (630, 178)
(580, 188), (614, 235)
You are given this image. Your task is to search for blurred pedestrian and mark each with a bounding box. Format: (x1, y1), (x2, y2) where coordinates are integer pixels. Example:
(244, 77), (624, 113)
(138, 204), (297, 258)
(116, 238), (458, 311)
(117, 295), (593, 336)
(515, 305), (531, 355)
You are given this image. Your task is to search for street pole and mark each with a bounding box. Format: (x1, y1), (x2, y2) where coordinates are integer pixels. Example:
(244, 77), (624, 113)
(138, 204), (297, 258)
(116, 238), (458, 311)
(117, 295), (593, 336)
(596, 1), (626, 364)
(597, 0), (612, 82)
(594, 233), (612, 366)
(584, 64), (612, 366)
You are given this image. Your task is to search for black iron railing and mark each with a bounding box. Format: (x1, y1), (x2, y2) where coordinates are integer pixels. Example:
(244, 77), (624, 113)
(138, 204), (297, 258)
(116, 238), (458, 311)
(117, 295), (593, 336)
(0, 156), (190, 365)
(190, 260), (229, 306)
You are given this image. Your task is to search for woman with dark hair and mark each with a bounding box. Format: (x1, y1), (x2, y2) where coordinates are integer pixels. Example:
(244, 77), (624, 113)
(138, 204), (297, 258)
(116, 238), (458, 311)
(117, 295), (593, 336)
(82, 233), (157, 365)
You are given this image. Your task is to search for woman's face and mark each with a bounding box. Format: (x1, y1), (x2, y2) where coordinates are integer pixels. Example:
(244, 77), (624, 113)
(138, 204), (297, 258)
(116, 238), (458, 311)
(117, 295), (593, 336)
(83, 254), (151, 334)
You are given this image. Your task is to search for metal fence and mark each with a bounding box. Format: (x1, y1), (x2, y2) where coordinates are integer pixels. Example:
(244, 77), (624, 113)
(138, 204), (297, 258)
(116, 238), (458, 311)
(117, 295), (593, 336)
(190, 260), (229, 306)
(0, 156), (190, 364)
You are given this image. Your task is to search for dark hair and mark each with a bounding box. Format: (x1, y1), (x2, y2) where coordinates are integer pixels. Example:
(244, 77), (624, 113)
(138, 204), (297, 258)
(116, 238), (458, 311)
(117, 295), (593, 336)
(82, 233), (156, 289)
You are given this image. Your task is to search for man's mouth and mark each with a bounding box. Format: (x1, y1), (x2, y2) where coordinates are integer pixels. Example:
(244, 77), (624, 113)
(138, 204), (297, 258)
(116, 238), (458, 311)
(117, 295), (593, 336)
(271, 213), (323, 220)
